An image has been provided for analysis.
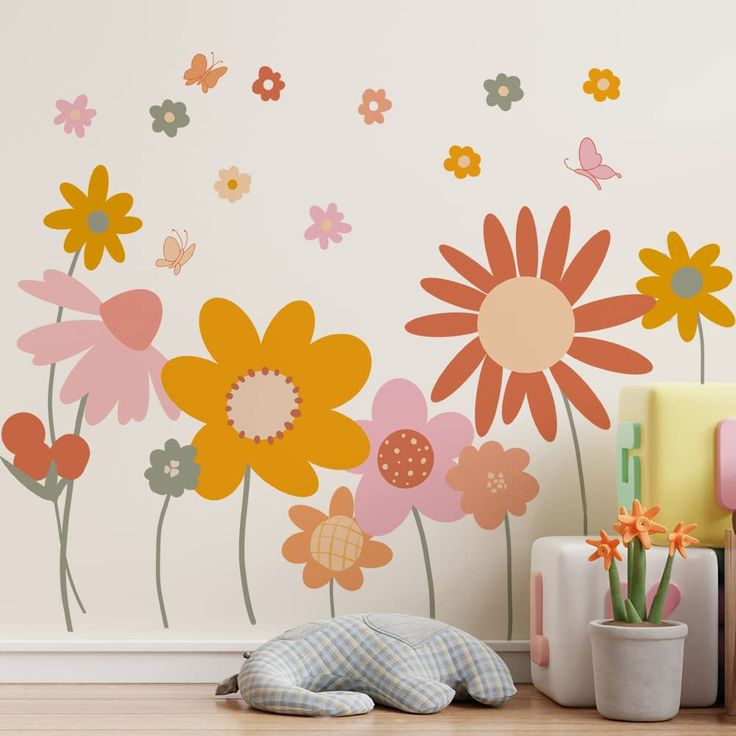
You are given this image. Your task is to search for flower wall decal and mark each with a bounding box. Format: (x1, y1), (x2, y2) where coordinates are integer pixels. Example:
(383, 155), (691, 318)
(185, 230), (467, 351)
(483, 74), (523, 111)
(637, 231), (734, 383)
(443, 145), (481, 179)
(358, 88), (392, 124)
(54, 94), (96, 137)
(214, 166), (251, 203)
(149, 99), (190, 137)
(406, 206), (654, 534)
(162, 298), (371, 624)
(283, 486), (392, 617)
(583, 68), (620, 101)
(252, 66), (286, 101)
(304, 203), (352, 250)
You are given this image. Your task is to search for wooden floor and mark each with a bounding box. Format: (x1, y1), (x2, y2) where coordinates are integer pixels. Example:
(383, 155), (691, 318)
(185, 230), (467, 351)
(0, 683), (732, 735)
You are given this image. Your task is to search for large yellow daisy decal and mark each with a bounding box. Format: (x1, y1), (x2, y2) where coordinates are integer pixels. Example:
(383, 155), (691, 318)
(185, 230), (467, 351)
(161, 298), (371, 624)
(44, 165), (143, 270)
(638, 231), (734, 381)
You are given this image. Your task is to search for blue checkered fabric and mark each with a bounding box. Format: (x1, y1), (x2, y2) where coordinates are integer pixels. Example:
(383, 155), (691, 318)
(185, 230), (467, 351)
(235, 613), (516, 716)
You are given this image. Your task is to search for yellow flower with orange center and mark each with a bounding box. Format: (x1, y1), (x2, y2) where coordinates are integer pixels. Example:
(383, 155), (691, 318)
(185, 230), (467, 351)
(582, 68), (620, 101)
(586, 530), (623, 570)
(668, 522), (699, 558)
(616, 499), (667, 549)
(283, 486), (392, 591)
(161, 299), (371, 500)
(443, 145), (481, 179)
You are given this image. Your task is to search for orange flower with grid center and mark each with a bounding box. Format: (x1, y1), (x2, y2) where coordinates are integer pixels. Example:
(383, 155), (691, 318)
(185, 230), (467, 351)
(616, 499), (667, 549)
(405, 206), (655, 439)
(668, 522), (699, 558)
(282, 486), (392, 590)
(586, 530), (623, 570)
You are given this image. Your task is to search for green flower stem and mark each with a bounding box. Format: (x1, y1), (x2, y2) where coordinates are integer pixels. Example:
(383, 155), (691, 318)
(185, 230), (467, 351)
(412, 507), (435, 619)
(52, 498), (86, 613)
(58, 395), (87, 633)
(329, 578), (335, 619)
(238, 467), (256, 625)
(560, 392), (588, 535)
(629, 538), (647, 620)
(155, 494), (172, 629)
(608, 561), (626, 622)
(504, 513), (513, 640)
(648, 554), (675, 624)
(697, 314), (705, 384)
(625, 597), (642, 624)
(48, 250), (81, 443)
(627, 540), (634, 592)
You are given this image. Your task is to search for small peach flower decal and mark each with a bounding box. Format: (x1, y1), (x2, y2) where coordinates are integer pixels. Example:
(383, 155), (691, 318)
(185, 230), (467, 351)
(252, 66), (285, 101)
(214, 166), (251, 203)
(616, 500), (667, 549)
(668, 522), (699, 558)
(583, 68), (620, 101)
(304, 203), (352, 250)
(586, 530), (623, 570)
(443, 145), (481, 179)
(358, 88), (392, 124)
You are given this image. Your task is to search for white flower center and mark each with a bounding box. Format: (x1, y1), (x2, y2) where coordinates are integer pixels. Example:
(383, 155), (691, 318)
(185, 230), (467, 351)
(485, 470), (507, 493)
(457, 155), (471, 168)
(164, 459), (180, 478)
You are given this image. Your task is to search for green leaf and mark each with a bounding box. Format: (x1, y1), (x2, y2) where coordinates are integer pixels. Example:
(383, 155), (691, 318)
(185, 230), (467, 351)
(625, 597), (642, 624)
(1, 456), (59, 501)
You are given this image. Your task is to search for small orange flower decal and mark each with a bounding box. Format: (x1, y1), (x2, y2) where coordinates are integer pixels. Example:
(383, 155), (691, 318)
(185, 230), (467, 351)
(616, 499), (667, 549)
(283, 486), (392, 590)
(443, 145), (481, 179)
(668, 522), (699, 558)
(358, 88), (392, 124)
(251, 66), (285, 101)
(586, 530), (622, 570)
(583, 68), (620, 101)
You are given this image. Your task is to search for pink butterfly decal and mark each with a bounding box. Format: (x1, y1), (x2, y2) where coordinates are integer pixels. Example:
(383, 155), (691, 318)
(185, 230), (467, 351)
(564, 137), (621, 190)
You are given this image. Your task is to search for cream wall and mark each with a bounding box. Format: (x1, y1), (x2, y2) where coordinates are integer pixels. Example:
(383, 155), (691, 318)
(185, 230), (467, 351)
(1, 0), (735, 643)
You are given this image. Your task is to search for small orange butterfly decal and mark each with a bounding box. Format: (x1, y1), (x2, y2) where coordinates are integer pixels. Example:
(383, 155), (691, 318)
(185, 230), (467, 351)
(183, 51), (227, 93)
(155, 229), (196, 275)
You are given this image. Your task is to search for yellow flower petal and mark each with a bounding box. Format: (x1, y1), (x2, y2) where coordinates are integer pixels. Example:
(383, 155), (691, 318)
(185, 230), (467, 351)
(636, 275), (668, 297)
(676, 304), (698, 342)
(114, 215), (142, 235)
(63, 228), (87, 253)
(192, 422), (247, 500)
(642, 299), (678, 329)
(262, 301), (314, 371)
(702, 265), (733, 292)
(87, 164), (109, 205)
(162, 356), (231, 424)
(249, 440), (318, 497)
(106, 192), (133, 217)
(60, 182), (88, 210)
(83, 240), (105, 270)
(639, 248), (674, 276)
(295, 409), (369, 470)
(667, 231), (689, 263)
(199, 298), (262, 371)
(698, 294), (735, 328)
(690, 243), (720, 268)
(105, 234), (126, 263)
(44, 208), (78, 230)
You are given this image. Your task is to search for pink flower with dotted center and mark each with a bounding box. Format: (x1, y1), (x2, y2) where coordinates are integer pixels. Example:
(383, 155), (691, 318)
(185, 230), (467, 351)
(54, 95), (96, 138)
(304, 203), (352, 250)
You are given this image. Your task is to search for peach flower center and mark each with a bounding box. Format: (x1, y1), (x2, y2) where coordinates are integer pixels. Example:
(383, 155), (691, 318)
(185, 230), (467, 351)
(497, 85), (509, 97)
(321, 219), (333, 231)
(477, 277), (574, 373)
(377, 429), (434, 489)
(457, 155), (471, 168)
(226, 368), (302, 444)
(310, 515), (364, 571)
(227, 178), (238, 190)
(597, 77), (610, 91)
(163, 111), (176, 123)
(69, 109), (82, 120)
(485, 471), (508, 494)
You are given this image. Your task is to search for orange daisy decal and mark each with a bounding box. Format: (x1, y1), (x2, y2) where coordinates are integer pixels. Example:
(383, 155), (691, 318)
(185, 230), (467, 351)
(616, 499), (667, 549)
(667, 522), (699, 558)
(586, 530), (623, 570)
(282, 486), (392, 615)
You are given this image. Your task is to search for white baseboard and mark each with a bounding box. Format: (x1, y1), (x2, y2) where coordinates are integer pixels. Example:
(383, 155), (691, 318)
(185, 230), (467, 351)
(0, 640), (531, 684)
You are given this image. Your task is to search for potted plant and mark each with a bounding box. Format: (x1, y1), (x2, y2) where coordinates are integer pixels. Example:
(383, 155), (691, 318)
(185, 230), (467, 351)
(586, 500), (699, 722)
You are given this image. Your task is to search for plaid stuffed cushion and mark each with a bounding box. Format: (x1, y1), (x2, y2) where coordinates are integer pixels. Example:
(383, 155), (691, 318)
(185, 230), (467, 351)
(224, 613), (516, 716)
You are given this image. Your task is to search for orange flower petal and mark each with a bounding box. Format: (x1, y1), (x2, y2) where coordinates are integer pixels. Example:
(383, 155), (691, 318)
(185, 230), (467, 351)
(282, 532), (310, 563)
(484, 214), (517, 281)
(502, 372), (526, 424)
(540, 207), (571, 285)
(303, 560), (333, 589)
(525, 372), (557, 441)
(574, 295), (655, 332)
(405, 312), (479, 337)
(431, 338), (486, 402)
(558, 230), (610, 305)
(329, 486), (353, 517)
(335, 565), (364, 591)
(439, 244), (495, 292)
(567, 337), (653, 374)
(515, 206), (538, 277)
(550, 361), (610, 429)
(420, 278), (486, 311)
(475, 357), (503, 436)
(289, 504), (327, 531)
(358, 539), (393, 568)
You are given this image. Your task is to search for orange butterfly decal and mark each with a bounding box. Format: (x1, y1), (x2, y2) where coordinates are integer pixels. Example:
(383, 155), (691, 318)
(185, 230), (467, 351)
(183, 51), (227, 93)
(155, 229), (196, 275)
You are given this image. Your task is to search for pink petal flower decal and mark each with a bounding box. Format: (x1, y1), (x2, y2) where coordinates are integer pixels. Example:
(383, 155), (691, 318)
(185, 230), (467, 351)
(304, 203), (352, 250)
(53, 94), (96, 138)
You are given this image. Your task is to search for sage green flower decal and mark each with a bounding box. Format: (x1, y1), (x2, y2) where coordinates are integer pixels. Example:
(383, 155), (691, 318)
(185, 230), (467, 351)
(483, 74), (524, 111)
(149, 100), (190, 137)
(145, 438), (199, 497)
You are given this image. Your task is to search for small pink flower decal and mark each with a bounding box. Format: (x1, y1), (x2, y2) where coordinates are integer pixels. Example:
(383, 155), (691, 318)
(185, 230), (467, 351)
(53, 95), (96, 138)
(304, 203), (352, 250)
(17, 270), (180, 425)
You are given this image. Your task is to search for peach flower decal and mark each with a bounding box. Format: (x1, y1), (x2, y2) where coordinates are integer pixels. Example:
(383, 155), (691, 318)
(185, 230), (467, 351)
(446, 440), (538, 639)
(214, 166), (251, 203)
(406, 206), (654, 534)
(283, 486), (392, 616)
(350, 378), (473, 618)
(358, 88), (392, 124)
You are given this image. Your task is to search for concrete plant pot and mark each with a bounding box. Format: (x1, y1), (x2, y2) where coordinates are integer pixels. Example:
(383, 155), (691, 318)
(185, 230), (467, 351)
(589, 619), (688, 721)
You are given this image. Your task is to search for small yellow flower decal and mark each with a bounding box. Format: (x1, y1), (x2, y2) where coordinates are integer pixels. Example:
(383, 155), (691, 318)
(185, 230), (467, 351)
(638, 232), (735, 343)
(443, 145), (481, 179)
(582, 68), (620, 101)
(43, 165), (143, 270)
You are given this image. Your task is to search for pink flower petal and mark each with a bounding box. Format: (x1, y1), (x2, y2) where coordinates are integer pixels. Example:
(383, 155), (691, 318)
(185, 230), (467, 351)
(18, 320), (105, 365)
(64, 120), (74, 134)
(73, 94), (88, 108)
(325, 203), (338, 217)
(19, 271), (101, 314)
(318, 234), (329, 249)
(354, 473), (415, 535)
(309, 205), (326, 223)
(147, 347), (180, 420)
(53, 112), (67, 125)
(371, 378), (428, 427)
(304, 224), (320, 240)
(412, 457), (465, 523)
(74, 124), (85, 138)
(328, 231), (343, 244)
(55, 99), (72, 113)
(116, 351), (150, 424)
(425, 410), (474, 459)
(336, 221), (352, 234)
(59, 342), (117, 422)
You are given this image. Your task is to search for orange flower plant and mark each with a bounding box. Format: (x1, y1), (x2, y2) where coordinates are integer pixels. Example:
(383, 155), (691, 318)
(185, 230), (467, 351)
(587, 501), (698, 625)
